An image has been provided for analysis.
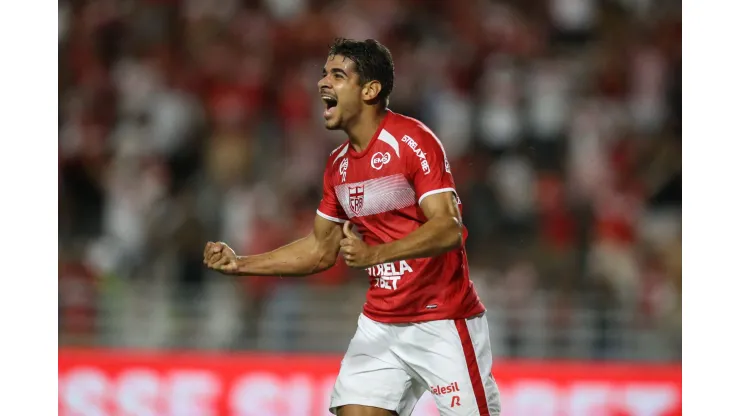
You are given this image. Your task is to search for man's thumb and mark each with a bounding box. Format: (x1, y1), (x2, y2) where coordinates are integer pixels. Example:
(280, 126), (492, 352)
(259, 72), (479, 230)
(343, 221), (355, 238)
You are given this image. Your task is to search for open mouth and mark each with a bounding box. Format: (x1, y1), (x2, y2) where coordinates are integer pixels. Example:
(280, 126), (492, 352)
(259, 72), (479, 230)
(322, 95), (338, 109)
(321, 95), (338, 119)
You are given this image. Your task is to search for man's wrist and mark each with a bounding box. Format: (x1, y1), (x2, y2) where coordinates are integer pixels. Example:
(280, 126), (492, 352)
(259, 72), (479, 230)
(234, 255), (248, 273)
(372, 243), (391, 265)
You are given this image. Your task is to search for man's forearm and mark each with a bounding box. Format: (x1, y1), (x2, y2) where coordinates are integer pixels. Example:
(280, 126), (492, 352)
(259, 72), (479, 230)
(234, 236), (335, 276)
(373, 217), (463, 265)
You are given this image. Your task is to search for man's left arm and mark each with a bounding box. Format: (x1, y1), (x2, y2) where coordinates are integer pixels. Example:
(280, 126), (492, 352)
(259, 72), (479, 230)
(372, 191), (463, 264)
(339, 191), (463, 268)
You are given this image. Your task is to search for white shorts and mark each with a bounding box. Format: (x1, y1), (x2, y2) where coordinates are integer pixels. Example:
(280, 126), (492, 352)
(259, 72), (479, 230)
(329, 313), (501, 416)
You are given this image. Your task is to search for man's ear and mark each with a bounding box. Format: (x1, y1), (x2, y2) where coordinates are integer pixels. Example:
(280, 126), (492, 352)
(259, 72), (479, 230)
(363, 80), (382, 102)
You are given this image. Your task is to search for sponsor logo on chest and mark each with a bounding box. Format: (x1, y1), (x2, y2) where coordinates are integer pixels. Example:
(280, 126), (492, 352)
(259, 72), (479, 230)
(366, 260), (413, 290)
(370, 152), (391, 170)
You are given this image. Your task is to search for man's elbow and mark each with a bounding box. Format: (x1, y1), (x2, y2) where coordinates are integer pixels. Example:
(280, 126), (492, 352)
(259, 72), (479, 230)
(317, 255), (336, 271)
(442, 217), (464, 251)
(314, 246), (338, 271)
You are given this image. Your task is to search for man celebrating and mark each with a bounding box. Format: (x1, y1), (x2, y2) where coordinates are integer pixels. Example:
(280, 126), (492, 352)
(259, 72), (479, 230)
(204, 38), (501, 416)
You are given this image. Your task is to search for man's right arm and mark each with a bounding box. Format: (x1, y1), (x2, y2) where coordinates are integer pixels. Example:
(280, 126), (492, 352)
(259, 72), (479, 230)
(207, 149), (347, 276)
(231, 214), (344, 277)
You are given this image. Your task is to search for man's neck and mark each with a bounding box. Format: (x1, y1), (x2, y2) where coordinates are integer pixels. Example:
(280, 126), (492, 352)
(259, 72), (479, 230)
(347, 108), (388, 153)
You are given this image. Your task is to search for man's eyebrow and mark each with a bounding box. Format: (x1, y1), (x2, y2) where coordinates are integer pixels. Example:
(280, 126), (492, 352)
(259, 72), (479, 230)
(323, 67), (347, 76)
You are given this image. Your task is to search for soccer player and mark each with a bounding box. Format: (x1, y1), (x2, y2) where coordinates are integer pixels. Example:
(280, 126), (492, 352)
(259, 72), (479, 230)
(204, 38), (501, 416)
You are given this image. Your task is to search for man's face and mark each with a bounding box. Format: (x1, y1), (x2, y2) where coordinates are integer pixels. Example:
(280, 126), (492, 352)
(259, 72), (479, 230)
(318, 54), (363, 130)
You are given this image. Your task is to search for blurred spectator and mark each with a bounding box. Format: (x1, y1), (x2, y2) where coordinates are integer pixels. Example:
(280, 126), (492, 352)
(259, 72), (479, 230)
(59, 245), (99, 346)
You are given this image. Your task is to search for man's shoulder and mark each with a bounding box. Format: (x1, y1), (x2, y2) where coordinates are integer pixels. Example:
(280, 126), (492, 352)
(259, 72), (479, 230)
(385, 111), (431, 137)
(383, 112), (441, 155)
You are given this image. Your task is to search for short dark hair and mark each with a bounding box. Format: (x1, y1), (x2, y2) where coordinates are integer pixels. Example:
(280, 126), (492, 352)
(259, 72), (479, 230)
(328, 38), (395, 107)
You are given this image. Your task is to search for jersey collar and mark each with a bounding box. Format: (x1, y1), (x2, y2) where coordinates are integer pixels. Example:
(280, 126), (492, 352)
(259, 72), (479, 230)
(347, 110), (392, 159)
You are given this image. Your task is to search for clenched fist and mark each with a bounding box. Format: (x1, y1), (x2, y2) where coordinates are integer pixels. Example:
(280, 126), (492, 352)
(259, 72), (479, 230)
(203, 241), (239, 274)
(340, 221), (379, 269)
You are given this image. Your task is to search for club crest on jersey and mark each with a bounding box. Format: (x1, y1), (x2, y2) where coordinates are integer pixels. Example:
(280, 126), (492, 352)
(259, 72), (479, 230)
(348, 185), (364, 215)
(371, 152), (391, 170)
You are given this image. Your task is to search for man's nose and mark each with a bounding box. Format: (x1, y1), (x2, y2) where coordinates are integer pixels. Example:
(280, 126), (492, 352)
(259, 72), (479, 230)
(318, 76), (331, 90)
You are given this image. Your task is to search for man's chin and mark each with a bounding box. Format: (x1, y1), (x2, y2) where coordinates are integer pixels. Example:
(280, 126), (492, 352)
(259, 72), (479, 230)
(324, 119), (341, 130)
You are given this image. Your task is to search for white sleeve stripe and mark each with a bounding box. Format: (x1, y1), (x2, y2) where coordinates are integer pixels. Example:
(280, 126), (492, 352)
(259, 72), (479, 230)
(418, 188), (457, 205)
(316, 209), (346, 223)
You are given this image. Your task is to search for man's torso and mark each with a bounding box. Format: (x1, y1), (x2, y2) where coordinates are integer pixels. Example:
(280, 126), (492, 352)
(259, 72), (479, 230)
(318, 111), (485, 323)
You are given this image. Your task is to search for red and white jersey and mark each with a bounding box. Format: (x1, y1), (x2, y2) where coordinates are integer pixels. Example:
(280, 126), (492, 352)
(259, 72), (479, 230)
(317, 111), (486, 323)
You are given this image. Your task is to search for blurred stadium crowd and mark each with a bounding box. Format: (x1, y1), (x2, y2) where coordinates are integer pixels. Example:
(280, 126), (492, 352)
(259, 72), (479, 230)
(58, 0), (681, 361)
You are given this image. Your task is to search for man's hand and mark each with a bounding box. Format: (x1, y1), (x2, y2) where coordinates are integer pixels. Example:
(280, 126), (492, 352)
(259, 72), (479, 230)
(203, 241), (239, 274)
(339, 221), (378, 269)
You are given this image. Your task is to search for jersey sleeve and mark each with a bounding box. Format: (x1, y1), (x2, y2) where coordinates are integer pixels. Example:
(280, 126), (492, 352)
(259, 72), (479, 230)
(316, 159), (348, 223)
(404, 126), (457, 205)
